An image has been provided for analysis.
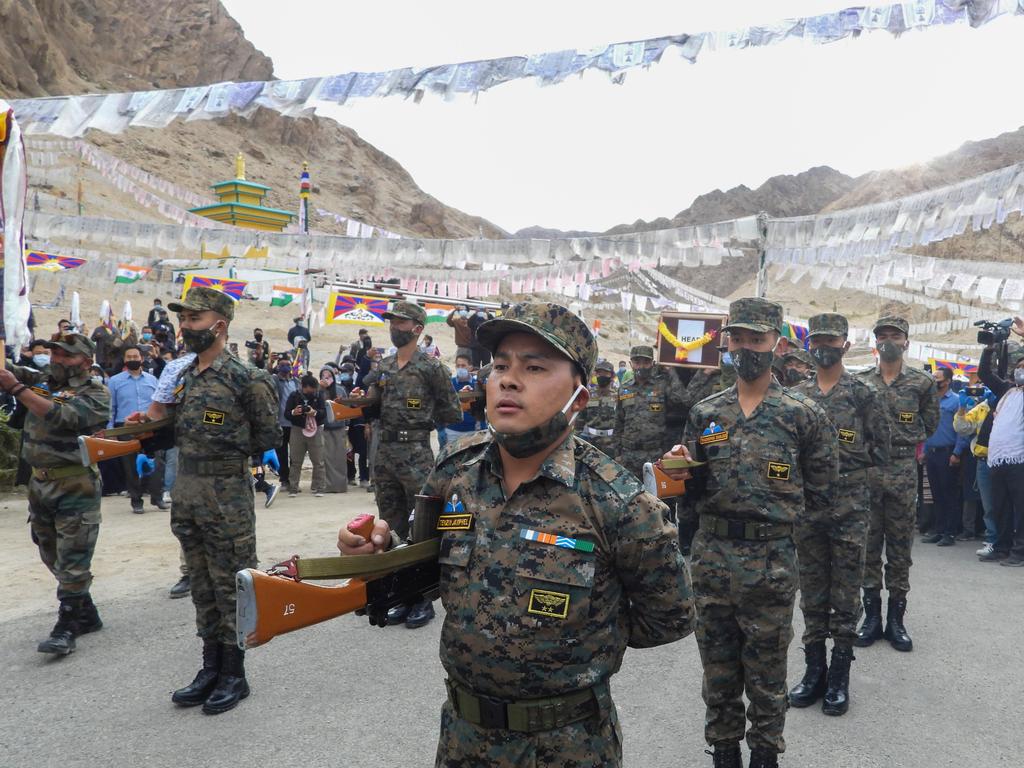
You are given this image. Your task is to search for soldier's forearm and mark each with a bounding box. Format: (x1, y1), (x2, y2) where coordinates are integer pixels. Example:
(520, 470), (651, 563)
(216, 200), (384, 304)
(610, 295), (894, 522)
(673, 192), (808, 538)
(13, 386), (54, 418)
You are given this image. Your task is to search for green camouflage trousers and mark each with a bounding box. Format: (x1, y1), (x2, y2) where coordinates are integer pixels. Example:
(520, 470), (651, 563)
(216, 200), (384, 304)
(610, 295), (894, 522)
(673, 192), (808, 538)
(373, 441), (435, 540)
(863, 457), (917, 596)
(691, 530), (798, 754)
(435, 700), (622, 767)
(170, 473), (256, 644)
(795, 477), (869, 646)
(28, 473), (102, 599)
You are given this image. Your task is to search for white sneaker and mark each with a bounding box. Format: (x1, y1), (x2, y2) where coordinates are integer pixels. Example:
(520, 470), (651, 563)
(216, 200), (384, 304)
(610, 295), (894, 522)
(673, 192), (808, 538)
(314, 492), (324, 498)
(162, 491), (172, 505)
(976, 542), (994, 557)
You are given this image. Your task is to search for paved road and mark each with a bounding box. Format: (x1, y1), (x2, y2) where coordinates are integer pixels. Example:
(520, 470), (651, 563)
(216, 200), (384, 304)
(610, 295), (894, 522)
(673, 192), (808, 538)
(1, 519), (1020, 767)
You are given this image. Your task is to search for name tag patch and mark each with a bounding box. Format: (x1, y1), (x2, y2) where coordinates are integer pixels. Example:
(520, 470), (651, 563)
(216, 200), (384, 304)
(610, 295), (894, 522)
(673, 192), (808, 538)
(767, 462), (792, 481)
(699, 431), (729, 445)
(838, 429), (857, 444)
(527, 589), (570, 620)
(898, 411), (915, 423)
(437, 514), (473, 531)
(406, 398), (422, 409)
(203, 409), (226, 426)
(618, 393), (634, 401)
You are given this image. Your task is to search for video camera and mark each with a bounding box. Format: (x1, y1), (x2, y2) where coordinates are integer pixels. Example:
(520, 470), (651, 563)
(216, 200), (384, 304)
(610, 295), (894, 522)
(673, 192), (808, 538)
(975, 318), (1013, 346)
(244, 339), (260, 350)
(965, 385), (986, 398)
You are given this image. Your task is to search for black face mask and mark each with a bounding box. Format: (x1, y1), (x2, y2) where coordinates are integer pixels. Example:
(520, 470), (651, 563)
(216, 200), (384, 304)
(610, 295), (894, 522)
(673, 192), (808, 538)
(181, 322), (221, 353)
(810, 345), (844, 369)
(596, 376), (613, 388)
(876, 340), (904, 363)
(277, 365), (292, 377)
(732, 348), (775, 382)
(50, 362), (83, 384)
(126, 360), (143, 371)
(390, 328), (416, 348)
(254, 333), (263, 341)
(783, 368), (806, 386)
(633, 367), (652, 383)
(362, 338), (372, 349)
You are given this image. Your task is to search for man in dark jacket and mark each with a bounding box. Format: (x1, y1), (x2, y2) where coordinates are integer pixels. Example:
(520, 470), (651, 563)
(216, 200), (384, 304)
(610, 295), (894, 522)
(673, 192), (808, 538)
(284, 374), (327, 497)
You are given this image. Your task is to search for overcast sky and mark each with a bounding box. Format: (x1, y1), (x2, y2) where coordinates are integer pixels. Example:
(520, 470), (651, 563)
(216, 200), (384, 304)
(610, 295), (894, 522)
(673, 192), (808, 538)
(221, 1), (1024, 233)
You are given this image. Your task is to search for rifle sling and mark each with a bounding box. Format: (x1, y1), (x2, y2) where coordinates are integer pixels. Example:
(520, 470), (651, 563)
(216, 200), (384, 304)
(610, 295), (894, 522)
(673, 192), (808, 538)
(294, 538), (440, 580)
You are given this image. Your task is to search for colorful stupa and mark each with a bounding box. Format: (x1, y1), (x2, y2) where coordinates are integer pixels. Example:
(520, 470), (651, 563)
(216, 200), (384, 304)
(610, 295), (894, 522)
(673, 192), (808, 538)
(188, 153), (295, 231)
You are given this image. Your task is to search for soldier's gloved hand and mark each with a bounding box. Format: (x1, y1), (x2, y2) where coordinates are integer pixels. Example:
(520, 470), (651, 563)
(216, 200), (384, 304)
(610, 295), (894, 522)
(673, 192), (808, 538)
(136, 454), (156, 478)
(658, 444), (694, 482)
(262, 449), (280, 473)
(337, 518), (391, 555)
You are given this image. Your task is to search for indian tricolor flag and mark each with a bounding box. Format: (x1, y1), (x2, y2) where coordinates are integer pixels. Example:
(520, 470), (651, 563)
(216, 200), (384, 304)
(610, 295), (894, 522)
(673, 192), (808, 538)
(424, 302), (452, 324)
(271, 285), (304, 307)
(115, 264), (150, 284)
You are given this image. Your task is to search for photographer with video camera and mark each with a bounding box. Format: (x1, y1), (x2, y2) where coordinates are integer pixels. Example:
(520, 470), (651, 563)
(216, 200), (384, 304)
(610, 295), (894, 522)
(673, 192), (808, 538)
(975, 316), (1024, 566)
(284, 374), (327, 497)
(245, 328), (270, 371)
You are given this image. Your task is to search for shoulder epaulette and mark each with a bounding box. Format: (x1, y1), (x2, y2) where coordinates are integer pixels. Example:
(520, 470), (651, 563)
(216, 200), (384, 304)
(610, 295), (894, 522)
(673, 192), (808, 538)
(575, 438), (645, 503)
(436, 430), (491, 466)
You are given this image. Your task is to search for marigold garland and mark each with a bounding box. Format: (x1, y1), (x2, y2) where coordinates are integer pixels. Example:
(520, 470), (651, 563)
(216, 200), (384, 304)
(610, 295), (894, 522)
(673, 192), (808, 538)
(658, 322), (717, 361)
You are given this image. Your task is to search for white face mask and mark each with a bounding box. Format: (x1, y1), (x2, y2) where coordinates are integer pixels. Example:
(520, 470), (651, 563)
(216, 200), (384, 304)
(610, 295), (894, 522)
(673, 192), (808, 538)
(33, 354), (51, 368)
(1014, 368), (1024, 387)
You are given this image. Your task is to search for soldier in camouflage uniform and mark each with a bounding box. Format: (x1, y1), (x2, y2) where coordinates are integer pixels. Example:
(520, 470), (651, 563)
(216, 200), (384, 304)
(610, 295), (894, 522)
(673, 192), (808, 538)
(855, 315), (939, 653)
(143, 286), (280, 714)
(780, 348), (814, 387)
(614, 345), (686, 478)
(683, 352), (737, 411)
(354, 300), (461, 628)
(787, 314), (891, 717)
(0, 333), (110, 656)
(668, 298), (838, 768)
(575, 359), (617, 456)
(339, 301), (694, 768)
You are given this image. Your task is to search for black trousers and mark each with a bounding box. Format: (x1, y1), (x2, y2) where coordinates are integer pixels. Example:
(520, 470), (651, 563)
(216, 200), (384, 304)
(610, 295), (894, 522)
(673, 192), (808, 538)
(925, 446), (961, 536)
(991, 463), (1024, 559)
(276, 426), (292, 486)
(347, 423), (369, 482)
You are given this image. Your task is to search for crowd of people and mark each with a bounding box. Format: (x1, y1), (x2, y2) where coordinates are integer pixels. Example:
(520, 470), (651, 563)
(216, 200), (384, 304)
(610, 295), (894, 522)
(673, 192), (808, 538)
(2, 287), (1023, 767)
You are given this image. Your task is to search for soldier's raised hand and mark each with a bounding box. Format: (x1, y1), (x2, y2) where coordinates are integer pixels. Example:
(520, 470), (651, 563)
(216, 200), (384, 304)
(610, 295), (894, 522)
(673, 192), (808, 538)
(337, 517), (391, 555)
(658, 444), (694, 482)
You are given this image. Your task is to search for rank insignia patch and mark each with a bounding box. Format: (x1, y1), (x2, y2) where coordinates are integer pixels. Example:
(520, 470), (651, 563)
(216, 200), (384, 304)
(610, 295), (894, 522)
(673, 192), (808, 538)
(838, 429), (857, 444)
(899, 412), (915, 423)
(767, 462), (791, 481)
(527, 589), (570, 619)
(406, 398), (422, 409)
(649, 403), (663, 412)
(203, 409), (226, 426)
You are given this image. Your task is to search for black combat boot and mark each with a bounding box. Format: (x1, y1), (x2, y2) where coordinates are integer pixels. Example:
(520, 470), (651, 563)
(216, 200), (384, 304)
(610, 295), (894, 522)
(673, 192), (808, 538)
(853, 590), (883, 648)
(705, 742), (742, 768)
(788, 640), (828, 707)
(37, 598), (81, 655)
(748, 748), (779, 768)
(76, 594), (103, 635)
(172, 641), (222, 706)
(822, 644), (854, 716)
(202, 644), (250, 715)
(884, 595), (913, 652)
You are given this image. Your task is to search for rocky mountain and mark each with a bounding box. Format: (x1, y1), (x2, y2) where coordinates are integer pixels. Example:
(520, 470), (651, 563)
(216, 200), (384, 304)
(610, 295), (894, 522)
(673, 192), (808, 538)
(2, 0), (504, 239)
(604, 166), (860, 235)
(512, 225), (599, 239)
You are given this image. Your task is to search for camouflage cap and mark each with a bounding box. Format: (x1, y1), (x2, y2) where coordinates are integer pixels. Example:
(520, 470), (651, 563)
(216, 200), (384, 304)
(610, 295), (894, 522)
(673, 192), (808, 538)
(476, 302), (597, 376)
(723, 297), (784, 334)
(382, 300), (426, 326)
(168, 285), (235, 321)
(783, 348), (814, 367)
(594, 359), (615, 373)
(808, 312), (849, 338)
(873, 314), (909, 336)
(629, 345), (655, 360)
(43, 332), (95, 357)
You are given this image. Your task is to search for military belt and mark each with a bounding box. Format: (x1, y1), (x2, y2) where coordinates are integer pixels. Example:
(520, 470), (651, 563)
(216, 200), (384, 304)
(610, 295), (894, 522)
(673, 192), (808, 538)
(445, 679), (601, 733)
(379, 428), (430, 444)
(890, 445), (916, 458)
(32, 465), (92, 481)
(584, 427), (614, 437)
(179, 456), (248, 476)
(699, 514), (792, 541)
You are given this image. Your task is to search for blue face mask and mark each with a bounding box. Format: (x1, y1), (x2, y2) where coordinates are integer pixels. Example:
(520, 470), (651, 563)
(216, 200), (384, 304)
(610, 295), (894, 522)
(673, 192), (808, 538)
(456, 367), (470, 380)
(721, 352), (733, 366)
(33, 354), (51, 368)
(141, 333), (153, 341)
(340, 373), (352, 383)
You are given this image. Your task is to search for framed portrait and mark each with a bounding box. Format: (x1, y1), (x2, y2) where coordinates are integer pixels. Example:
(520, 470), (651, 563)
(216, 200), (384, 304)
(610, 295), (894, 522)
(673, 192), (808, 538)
(655, 311), (728, 369)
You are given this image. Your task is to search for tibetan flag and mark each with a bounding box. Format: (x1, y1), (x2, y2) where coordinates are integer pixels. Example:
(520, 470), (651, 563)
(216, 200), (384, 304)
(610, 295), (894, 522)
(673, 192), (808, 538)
(424, 302), (452, 324)
(326, 292), (388, 326)
(781, 321), (809, 349)
(25, 251), (86, 272)
(271, 285), (304, 307)
(929, 357), (978, 378)
(519, 528), (595, 553)
(115, 264), (150, 284)
(181, 274), (247, 301)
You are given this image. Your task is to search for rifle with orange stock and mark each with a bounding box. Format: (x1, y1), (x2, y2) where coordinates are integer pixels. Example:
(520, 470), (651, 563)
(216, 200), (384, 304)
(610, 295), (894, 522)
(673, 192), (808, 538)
(329, 389), (479, 422)
(77, 417), (176, 466)
(235, 495), (445, 650)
